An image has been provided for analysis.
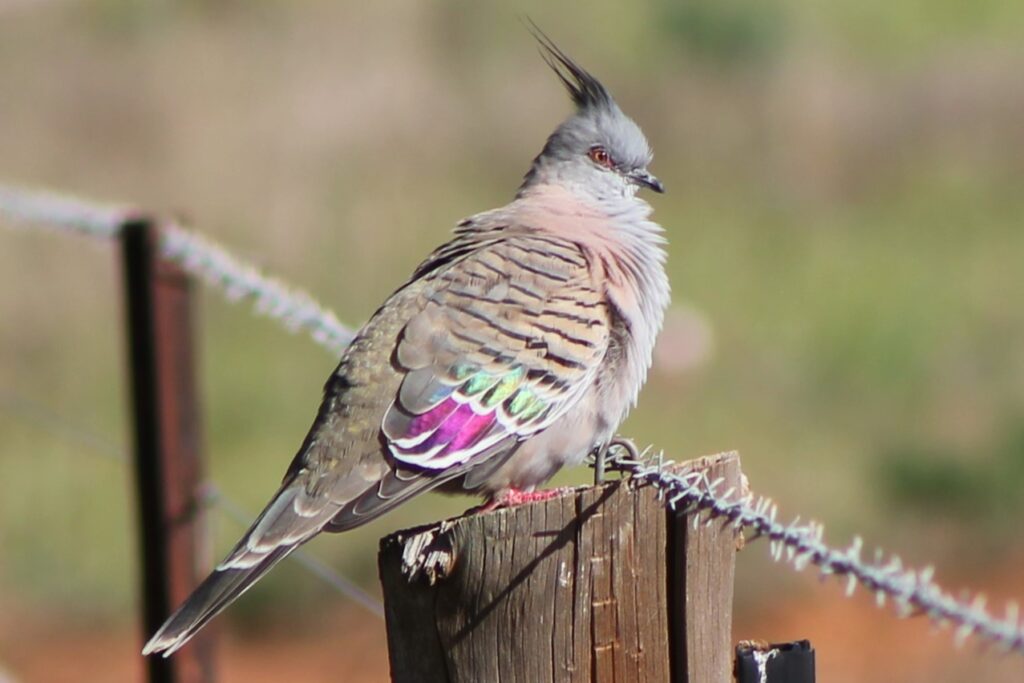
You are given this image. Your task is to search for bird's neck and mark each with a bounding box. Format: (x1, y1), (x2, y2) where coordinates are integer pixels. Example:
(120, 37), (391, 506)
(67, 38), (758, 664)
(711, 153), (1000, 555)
(511, 182), (661, 248)
(515, 179), (668, 306)
(518, 161), (639, 204)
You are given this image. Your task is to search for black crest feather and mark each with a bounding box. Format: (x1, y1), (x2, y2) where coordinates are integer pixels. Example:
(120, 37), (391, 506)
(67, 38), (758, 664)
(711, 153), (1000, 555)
(526, 20), (613, 111)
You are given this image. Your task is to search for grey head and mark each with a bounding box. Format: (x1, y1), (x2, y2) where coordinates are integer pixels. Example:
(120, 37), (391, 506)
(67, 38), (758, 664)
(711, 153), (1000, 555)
(519, 26), (663, 200)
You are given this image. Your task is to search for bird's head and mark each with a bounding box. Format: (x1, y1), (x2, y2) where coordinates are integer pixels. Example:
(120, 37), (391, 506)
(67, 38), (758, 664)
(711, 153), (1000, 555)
(520, 26), (663, 201)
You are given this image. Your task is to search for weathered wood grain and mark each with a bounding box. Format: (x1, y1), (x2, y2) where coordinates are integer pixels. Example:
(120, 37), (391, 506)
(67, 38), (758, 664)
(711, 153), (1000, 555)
(379, 452), (742, 683)
(670, 452), (742, 683)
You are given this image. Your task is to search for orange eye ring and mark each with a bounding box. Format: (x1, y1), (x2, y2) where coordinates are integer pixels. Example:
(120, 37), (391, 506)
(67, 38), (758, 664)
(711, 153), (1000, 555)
(588, 146), (614, 169)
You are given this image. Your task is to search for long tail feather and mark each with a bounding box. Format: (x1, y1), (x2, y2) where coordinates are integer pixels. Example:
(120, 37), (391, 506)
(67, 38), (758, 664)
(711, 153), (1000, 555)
(143, 440), (518, 655)
(142, 545), (295, 657)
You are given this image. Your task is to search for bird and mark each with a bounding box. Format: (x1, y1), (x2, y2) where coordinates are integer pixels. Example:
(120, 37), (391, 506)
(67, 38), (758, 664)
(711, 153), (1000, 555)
(143, 25), (670, 657)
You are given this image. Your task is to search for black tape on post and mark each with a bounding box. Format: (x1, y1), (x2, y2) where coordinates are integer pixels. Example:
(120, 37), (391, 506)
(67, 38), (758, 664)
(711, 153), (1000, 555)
(735, 640), (815, 683)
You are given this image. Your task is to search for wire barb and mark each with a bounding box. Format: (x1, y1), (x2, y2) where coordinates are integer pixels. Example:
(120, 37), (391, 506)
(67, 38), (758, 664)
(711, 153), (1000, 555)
(600, 449), (1024, 656)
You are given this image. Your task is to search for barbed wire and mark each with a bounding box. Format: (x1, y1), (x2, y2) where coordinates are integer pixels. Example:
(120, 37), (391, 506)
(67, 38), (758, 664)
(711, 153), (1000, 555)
(3, 182), (1024, 656)
(602, 447), (1024, 655)
(0, 184), (125, 238)
(0, 184), (355, 355)
(159, 225), (354, 354)
(0, 390), (384, 619)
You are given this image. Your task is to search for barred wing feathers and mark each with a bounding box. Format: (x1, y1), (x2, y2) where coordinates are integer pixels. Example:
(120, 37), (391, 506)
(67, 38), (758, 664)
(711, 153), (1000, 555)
(382, 234), (611, 471)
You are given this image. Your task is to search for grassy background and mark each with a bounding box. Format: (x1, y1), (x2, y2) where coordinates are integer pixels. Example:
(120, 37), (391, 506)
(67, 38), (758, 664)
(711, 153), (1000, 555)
(1, 1), (1023, 680)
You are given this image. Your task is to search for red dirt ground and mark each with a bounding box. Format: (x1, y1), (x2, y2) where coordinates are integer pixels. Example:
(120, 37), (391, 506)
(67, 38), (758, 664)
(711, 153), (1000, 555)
(3, 557), (1023, 682)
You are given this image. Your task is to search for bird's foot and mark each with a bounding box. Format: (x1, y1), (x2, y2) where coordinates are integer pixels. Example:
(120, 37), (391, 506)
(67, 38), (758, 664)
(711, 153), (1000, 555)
(475, 486), (572, 513)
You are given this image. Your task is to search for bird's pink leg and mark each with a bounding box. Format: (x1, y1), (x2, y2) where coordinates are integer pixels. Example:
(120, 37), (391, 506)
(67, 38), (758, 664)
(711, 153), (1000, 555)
(474, 486), (572, 513)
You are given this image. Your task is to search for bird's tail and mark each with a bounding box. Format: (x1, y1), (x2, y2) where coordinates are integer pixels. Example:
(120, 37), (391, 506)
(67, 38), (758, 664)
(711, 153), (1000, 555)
(142, 479), (340, 657)
(142, 454), (461, 656)
(141, 545), (296, 657)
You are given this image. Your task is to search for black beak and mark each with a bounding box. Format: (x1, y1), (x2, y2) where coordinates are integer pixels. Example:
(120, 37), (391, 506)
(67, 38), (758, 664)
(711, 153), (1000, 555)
(629, 169), (665, 194)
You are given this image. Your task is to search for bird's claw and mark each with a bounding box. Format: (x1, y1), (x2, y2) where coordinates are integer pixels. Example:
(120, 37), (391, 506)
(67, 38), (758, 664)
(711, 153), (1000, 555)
(472, 486), (572, 514)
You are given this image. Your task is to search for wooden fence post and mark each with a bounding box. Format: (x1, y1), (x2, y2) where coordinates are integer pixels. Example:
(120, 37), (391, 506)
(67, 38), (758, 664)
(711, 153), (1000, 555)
(378, 451), (742, 683)
(121, 220), (214, 683)
(670, 453), (742, 682)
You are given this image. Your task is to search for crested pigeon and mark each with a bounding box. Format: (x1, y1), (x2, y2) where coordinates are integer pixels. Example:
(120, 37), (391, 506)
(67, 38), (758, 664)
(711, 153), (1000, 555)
(144, 27), (669, 657)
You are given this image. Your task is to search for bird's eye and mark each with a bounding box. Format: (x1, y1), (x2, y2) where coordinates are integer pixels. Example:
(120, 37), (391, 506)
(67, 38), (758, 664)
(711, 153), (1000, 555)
(588, 146), (614, 169)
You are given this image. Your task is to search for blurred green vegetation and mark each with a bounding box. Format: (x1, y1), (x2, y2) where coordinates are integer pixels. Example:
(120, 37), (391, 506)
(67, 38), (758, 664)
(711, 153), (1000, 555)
(878, 417), (1024, 524)
(1, 0), (1023, 656)
(657, 0), (789, 66)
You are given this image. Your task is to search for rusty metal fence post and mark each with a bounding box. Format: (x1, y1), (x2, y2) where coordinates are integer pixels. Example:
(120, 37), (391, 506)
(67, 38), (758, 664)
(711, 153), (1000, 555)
(121, 220), (214, 683)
